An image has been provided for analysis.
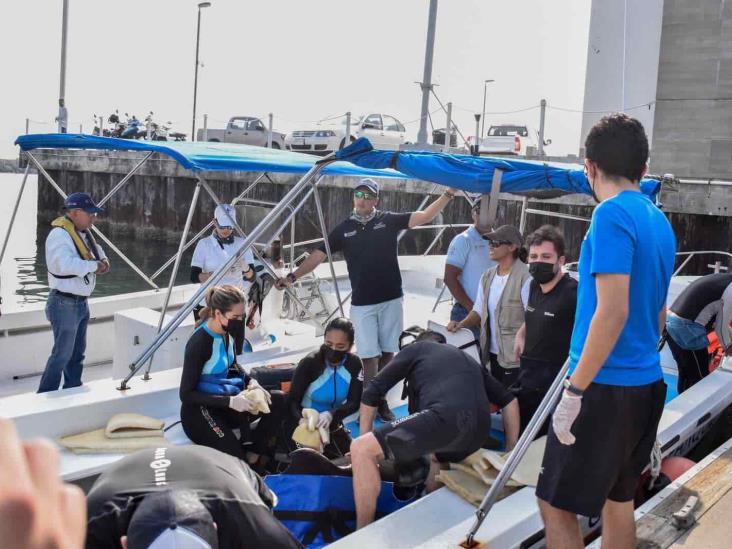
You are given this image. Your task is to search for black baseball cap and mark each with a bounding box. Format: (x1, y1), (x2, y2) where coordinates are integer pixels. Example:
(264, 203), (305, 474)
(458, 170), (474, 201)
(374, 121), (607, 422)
(127, 491), (218, 549)
(482, 225), (523, 247)
(355, 178), (379, 194)
(63, 192), (103, 214)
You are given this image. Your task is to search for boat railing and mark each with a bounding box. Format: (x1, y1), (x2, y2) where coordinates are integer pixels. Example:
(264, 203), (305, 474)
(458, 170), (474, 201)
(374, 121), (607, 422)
(673, 251), (732, 276)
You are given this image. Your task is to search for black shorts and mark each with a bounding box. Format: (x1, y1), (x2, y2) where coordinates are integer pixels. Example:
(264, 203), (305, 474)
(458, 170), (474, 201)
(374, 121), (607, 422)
(536, 379), (666, 517)
(373, 407), (490, 464)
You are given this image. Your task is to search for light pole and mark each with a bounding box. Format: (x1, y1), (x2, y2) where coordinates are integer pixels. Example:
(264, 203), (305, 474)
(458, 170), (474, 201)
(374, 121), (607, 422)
(57, 0), (69, 133)
(191, 1), (212, 141)
(416, 0), (439, 145)
(481, 79), (494, 139)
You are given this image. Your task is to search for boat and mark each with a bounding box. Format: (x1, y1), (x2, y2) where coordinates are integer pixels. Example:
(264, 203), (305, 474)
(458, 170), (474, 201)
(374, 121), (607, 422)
(2, 134), (730, 547)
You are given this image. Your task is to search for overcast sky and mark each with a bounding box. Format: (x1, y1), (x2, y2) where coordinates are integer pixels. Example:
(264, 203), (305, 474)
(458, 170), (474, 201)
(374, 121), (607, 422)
(0, 0), (592, 159)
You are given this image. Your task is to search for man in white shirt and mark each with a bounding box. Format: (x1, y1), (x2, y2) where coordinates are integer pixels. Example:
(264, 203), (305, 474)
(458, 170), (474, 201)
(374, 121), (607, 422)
(39, 193), (109, 392)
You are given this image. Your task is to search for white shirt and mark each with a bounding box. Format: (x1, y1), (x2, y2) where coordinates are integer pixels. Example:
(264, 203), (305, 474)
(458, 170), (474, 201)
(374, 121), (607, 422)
(191, 234), (254, 305)
(472, 271), (531, 354)
(45, 227), (106, 297)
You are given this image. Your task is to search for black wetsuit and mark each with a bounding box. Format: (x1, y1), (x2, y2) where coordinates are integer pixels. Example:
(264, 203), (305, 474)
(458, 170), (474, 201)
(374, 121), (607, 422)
(85, 445), (303, 548)
(179, 326), (285, 460)
(362, 341), (514, 463)
(517, 274), (577, 435)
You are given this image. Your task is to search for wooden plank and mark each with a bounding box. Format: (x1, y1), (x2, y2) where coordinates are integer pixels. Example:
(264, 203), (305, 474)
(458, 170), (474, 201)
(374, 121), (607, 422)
(637, 448), (732, 548)
(670, 487), (732, 548)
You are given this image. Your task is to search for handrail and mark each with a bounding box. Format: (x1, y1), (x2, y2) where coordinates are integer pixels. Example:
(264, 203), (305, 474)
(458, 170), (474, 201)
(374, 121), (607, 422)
(673, 250), (732, 276)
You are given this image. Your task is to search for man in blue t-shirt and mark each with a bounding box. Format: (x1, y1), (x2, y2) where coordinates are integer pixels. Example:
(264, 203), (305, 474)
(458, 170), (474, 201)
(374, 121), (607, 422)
(275, 178), (456, 422)
(536, 114), (676, 549)
(444, 199), (495, 337)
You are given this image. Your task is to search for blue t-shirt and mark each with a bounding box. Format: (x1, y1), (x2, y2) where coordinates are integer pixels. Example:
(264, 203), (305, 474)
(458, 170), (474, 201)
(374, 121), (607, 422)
(569, 190), (676, 386)
(445, 226), (495, 302)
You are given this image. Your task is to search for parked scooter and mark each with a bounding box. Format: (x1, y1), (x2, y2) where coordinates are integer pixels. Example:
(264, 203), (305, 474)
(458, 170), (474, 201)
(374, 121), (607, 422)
(144, 112), (171, 141)
(120, 113), (144, 139)
(108, 111), (125, 137)
(169, 130), (187, 141)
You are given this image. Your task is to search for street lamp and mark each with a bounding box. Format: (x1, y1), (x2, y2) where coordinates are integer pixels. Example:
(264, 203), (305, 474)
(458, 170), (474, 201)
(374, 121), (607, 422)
(191, 1), (212, 141)
(57, 0), (69, 133)
(481, 79), (495, 139)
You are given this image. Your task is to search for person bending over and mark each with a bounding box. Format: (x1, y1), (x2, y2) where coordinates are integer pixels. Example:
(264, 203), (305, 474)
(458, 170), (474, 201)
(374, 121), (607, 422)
(180, 285), (285, 470)
(350, 331), (520, 528)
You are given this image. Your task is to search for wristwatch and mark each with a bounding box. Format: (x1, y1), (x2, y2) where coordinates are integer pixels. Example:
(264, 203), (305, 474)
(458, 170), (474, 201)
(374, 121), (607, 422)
(286, 272), (297, 283)
(563, 379), (584, 397)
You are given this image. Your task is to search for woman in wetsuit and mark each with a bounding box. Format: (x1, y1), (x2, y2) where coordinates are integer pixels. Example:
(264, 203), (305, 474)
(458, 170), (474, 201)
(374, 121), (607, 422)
(180, 285), (285, 468)
(286, 317), (363, 458)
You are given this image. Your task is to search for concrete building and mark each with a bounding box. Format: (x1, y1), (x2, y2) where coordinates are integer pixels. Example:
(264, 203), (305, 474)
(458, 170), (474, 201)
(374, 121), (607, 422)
(581, 0), (732, 179)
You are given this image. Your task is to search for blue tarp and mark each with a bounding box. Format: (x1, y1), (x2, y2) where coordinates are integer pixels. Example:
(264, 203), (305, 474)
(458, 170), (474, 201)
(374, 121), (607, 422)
(15, 134), (660, 201)
(14, 133), (405, 179)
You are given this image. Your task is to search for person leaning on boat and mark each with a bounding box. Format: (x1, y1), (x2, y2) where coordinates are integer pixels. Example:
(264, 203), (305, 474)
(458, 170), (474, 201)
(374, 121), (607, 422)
(275, 177), (457, 423)
(179, 285), (285, 471)
(665, 272), (732, 393)
(512, 225), (577, 436)
(447, 224), (530, 388)
(350, 330), (520, 529)
(285, 317), (363, 458)
(535, 114), (676, 549)
(38, 192), (110, 393)
(190, 203), (256, 355)
(443, 199), (495, 338)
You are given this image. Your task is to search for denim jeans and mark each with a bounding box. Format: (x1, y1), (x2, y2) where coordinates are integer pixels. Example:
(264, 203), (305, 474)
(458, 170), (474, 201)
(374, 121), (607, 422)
(450, 302), (480, 339)
(38, 292), (89, 393)
(666, 315), (708, 350)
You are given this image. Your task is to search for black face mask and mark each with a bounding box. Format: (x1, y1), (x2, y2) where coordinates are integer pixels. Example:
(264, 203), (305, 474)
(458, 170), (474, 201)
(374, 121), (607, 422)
(321, 344), (347, 364)
(529, 261), (558, 284)
(214, 231), (235, 246)
(223, 318), (245, 342)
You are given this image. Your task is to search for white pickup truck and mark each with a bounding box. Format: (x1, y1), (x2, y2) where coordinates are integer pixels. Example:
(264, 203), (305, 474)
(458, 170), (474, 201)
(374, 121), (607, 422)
(466, 124), (550, 156)
(198, 116), (287, 149)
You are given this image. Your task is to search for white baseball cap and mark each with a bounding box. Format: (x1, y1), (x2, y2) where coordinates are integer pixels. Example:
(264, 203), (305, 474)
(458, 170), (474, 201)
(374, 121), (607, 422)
(214, 204), (236, 228)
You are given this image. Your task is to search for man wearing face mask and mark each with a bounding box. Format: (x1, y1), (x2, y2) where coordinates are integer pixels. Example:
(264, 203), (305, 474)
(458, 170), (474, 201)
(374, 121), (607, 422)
(513, 225), (577, 436)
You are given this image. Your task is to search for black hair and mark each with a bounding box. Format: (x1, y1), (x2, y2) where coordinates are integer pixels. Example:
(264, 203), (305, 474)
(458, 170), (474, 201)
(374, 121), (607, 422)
(414, 330), (447, 344)
(585, 113), (649, 182)
(513, 246), (528, 263)
(525, 225), (566, 257)
(324, 317), (355, 346)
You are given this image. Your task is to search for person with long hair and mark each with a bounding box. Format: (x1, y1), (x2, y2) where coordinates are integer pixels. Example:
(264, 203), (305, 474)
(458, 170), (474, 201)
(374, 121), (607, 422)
(286, 317), (363, 458)
(179, 285), (285, 470)
(448, 224), (531, 388)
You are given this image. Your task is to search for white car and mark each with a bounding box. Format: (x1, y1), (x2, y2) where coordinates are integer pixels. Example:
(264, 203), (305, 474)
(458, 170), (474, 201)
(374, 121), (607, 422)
(466, 124), (550, 156)
(285, 113), (407, 155)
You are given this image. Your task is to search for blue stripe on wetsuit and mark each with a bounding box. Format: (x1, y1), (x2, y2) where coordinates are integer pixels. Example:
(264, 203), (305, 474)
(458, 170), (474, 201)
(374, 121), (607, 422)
(302, 360), (352, 413)
(196, 323), (241, 395)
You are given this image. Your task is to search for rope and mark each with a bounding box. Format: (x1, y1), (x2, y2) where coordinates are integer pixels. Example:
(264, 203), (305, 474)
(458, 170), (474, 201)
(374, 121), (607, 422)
(648, 438), (663, 489)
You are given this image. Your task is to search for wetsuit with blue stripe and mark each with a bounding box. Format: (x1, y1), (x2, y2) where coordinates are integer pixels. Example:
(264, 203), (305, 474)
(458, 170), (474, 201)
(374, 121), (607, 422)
(180, 322), (285, 460)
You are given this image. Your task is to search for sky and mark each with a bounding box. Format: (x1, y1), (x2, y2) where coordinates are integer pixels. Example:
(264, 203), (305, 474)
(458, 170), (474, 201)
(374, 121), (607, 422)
(0, 0), (592, 159)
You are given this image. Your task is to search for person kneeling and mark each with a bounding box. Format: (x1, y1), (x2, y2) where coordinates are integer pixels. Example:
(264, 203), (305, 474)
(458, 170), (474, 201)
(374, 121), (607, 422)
(350, 330), (520, 529)
(180, 285), (285, 470)
(286, 317), (363, 458)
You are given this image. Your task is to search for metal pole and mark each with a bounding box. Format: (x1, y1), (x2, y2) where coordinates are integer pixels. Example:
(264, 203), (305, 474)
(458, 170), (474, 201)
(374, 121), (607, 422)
(0, 163), (31, 265)
(464, 358), (570, 547)
(24, 151), (159, 290)
(484, 168), (503, 228)
(267, 113), (273, 148)
(99, 115), (104, 136)
(481, 82), (487, 139)
(473, 114), (481, 156)
(203, 114), (208, 141)
(192, 5), (203, 141)
(416, 0), (438, 145)
(79, 124), (83, 134)
(25, 118), (29, 135)
(538, 99), (547, 157)
(313, 183), (345, 317)
(518, 196), (529, 234)
(290, 215), (296, 271)
(345, 112), (351, 147)
(143, 182), (202, 379)
(98, 152), (154, 207)
(444, 102), (452, 152)
(58, 0), (69, 133)
(120, 160), (330, 390)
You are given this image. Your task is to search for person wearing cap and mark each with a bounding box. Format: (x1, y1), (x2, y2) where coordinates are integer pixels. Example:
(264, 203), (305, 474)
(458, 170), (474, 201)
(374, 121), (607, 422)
(85, 445), (303, 548)
(447, 224), (530, 389)
(443, 199), (495, 338)
(275, 178), (457, 423)
(190, 204), (256, 355)
(38, 192), (109, 393)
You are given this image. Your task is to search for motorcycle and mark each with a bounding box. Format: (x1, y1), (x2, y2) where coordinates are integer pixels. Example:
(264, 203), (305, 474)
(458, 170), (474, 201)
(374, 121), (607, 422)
(144, 112), (171, 141)
(120, 113), (144, 139)
(107, 111), (125, 137)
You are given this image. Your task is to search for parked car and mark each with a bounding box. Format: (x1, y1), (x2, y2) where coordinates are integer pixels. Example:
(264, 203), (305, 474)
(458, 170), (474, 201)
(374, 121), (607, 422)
(466, 124), (550, 156)
(285, 113), (407, 155)
(199, 116), (286, 148)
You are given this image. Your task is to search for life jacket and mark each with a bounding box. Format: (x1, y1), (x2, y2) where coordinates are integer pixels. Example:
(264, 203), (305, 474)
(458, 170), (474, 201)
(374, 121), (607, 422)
(48, 216), (99, 281)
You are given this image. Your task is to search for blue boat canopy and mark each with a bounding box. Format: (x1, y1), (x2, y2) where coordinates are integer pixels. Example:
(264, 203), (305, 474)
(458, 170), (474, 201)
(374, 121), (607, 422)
(15, 133), (660, 200)
(336, 137), (661, 200)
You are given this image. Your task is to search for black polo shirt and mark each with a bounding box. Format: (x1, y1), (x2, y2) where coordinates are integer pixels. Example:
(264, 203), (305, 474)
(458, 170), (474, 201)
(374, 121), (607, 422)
(318, 210), (411, 306)
(522, 274), (578, 364)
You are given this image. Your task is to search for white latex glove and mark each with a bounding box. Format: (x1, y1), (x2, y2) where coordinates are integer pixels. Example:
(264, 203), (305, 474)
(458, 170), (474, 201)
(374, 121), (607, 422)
(552, 390), (582, 445)
(317, 411), (333, 430)
(247, 379), (272, 405)
(229, 393), (254, 413)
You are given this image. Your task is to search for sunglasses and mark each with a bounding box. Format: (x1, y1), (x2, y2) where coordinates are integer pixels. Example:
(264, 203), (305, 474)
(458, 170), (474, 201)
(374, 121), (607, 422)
(216, 224), (234, 231)
(354, 190), (377, 200)
(482, 237), (512, 247)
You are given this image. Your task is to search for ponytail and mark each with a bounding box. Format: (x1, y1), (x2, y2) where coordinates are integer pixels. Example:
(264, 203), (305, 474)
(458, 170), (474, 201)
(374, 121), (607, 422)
(195, 285), (246, 327)
(516, 246), (528, 263)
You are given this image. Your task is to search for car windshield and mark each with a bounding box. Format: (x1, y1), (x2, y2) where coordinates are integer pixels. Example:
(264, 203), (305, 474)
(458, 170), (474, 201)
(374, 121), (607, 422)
(487, 125), (529, 137)
(340, 116), (362, 126)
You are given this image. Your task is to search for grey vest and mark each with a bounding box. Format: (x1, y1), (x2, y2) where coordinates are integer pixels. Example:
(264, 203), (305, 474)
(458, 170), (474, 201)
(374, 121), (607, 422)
(479, 260), (530, 369)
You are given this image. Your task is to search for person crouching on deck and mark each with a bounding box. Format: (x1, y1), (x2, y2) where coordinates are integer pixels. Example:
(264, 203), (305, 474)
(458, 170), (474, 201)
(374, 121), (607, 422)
(180, 285), (285, 472)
